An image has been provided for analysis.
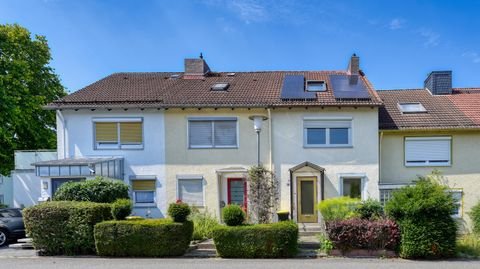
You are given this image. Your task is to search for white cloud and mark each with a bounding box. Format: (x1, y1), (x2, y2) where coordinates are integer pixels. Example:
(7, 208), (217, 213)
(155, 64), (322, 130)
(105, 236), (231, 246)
(389, 18), (405, 30)
(417, 28), (440, 47)
(229, 0), (268, 24)
(462, 51), (480, 63)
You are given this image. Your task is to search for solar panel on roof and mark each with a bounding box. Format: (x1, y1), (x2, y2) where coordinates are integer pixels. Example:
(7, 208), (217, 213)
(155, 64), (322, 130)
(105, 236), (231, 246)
(329, 74), (370, 100)
(280, 75), (316, 100)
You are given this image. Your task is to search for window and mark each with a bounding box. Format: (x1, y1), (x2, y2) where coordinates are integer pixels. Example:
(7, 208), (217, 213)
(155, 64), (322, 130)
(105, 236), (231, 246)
(304, 119), (352, 147)
(342, 178), (362, 199)
(306, 81), (326, 92)
(94, 118), (143, 149)
(177, 178), (204, 206)
(132, 179), (156, 204)
(188, 118), (237, 148)
(405, 137), (451, 166)
(449, 190), (463, 218)
(380, 189), (394, 207)
(211, 83), (229, 91)
(398, 102), (427, 114)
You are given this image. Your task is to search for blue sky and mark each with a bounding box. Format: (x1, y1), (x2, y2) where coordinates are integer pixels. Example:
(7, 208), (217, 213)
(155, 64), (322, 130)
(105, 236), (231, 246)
(1, 0), (480, 92)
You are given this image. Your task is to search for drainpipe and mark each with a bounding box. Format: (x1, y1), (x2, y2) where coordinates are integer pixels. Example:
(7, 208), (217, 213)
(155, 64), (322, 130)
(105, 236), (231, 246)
(379, 131), (383, 186)
(56, 110), (67, 159)
(267, 108), (273, 171)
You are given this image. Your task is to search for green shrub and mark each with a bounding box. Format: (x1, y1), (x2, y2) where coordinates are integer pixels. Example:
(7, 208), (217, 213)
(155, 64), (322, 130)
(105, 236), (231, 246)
(318, 197), (360, 222)
(111, 199), (132, 220)
(222, 205), (245, 226)
(317, 233), (333, 254)
(213, 221), (298, 258)
(94, 219), (193, 257)
(189, 207), (220, 240)
(0, 203), (8, 209)
(23, 201), (112, 255)
(469, 201), (480, 235)
(457, 234), (480, 258)
(126, 216), (144, 220)
(355, 198), (384, 220)
(168, 202), (191, 222)
(53, 177), (129, 203)
(385, 179), (457, 259)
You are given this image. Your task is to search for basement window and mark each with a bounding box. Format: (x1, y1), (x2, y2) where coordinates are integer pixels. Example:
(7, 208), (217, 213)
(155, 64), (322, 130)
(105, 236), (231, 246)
(306, 81), (326, 92)
(398, 102), (427, 114)
(211, 83), (229, 91)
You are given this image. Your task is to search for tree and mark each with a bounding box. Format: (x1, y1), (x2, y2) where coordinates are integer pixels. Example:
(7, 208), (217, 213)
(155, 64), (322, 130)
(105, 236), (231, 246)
(0, 24), (65, 175)
(247, 165), (279, 224)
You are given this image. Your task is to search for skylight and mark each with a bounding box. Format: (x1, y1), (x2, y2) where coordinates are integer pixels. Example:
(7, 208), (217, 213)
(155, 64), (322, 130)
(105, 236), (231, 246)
(306, 81), (326, 92)
(398, 102), (427, 113)
(211, 83), (229, 91)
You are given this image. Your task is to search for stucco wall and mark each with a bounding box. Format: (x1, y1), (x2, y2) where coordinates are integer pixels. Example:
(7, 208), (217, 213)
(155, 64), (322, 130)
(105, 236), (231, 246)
(57, 109), (166, 218)
(164, 108), (269, 218)
(272, 107), (380, 213)
(380, 130), (480, 231)
(12, 171), (41, 208)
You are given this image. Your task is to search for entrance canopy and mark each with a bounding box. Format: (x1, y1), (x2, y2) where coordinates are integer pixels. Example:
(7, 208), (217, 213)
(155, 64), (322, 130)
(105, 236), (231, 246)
(33, 157), (124, 180)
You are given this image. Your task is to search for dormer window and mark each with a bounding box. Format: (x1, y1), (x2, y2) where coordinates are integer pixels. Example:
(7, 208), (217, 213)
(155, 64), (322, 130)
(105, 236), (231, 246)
(211, 83), (229, 91)
(306, 81), (326, 92)
(398, 102), (427, 114)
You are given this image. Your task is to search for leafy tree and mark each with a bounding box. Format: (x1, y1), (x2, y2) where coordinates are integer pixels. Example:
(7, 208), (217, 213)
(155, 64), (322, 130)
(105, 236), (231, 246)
(247, 165), (279, 224)
(0, 24), (65, 175)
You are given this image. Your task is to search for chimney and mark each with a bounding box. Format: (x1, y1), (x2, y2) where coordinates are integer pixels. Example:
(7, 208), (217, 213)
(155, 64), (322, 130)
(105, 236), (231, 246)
(184, 53), (211, 79)
(424, 71), (452, 95)
(347, 53), (360, 75)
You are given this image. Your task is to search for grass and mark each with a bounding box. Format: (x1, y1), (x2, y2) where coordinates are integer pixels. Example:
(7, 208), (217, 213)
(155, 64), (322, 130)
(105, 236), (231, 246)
(189, 207), (220, 240)
(457, 234), (480, 258)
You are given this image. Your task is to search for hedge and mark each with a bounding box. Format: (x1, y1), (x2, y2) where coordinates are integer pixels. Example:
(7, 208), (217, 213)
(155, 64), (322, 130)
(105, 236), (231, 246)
(168, 202), (191, 222)
(23, 201), (112, 255)
(213, 221), (298, 258)
(111, 199), (132, 220)
(326, 218), (400, 252)
(94, 219), (193, 257)
(222, 204), (245, 226)
(53, 177), (129, 203)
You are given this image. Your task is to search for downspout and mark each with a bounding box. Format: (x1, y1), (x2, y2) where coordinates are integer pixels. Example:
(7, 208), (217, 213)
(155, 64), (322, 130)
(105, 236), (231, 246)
(56, 110), (67, 159)
(379, 131), (383, 186)
(289, 169), (293, 221)
(267, 108), (273, 171)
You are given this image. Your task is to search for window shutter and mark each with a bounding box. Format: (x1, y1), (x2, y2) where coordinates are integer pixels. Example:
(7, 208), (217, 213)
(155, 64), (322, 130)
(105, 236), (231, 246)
(178, 179), (204, 206)
(405, 137), (451, 165)
(304, 120), (351, 128)
(120, 122), (143, 144)
(214, 120), (237, 146)
(189, 121), (213, 147)
(95, 122), (118, 142)
(132, 180), (156, 191)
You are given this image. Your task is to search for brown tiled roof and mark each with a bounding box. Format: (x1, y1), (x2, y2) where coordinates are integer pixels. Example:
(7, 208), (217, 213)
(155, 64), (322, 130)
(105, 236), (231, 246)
(47, 71), (383, 109)
(378, 88), (480, 130)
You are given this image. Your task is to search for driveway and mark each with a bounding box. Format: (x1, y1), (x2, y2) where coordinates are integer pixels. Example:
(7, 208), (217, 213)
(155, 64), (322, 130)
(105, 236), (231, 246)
(0, 256), (479, 269)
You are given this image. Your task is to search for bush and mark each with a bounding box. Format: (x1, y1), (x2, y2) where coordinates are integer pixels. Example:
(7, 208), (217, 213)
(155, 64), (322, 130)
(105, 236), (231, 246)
(222, 205), (245, 226)
(111, 199), (132, 220)
(355, 199), (384, 220)
(189, 207), (220, 240)
(385, 179), (457, 259)
(326, 218), (400, 252)
(168, 202), (191, 222)
(318, 197), (360, 222)
(94, 219), (193, 257)
(53, 177), (129, 203)
(457, 234), (480, 258)
(213, 221), (298, 258)
(23, 201), (112, 255)
(469, 201), (480, 235)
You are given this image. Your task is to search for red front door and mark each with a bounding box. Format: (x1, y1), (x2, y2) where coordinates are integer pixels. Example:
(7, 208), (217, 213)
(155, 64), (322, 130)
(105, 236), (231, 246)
(227, 178), (247, 211)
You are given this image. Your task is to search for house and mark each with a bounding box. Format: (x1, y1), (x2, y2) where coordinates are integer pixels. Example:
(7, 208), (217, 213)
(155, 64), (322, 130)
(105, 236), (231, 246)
(34, 54), (382, 222)
(378, 71), (480, 231)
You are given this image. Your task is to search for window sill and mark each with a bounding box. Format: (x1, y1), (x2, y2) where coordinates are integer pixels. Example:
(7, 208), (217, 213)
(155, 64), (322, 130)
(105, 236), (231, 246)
(95, 145), (144, 150)
(188, 147), (238, 150)
(134, 203), (156, 208)
(405, 164), (451, 167)
(304, 145), (353, 148)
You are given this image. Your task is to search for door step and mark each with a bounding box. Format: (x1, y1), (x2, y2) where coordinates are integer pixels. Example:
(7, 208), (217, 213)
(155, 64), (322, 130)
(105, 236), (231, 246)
(184, 239), (217, 258)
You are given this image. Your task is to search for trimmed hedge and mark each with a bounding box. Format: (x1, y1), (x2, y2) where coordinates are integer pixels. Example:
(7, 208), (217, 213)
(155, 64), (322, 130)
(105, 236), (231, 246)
(111, 199), (132, 220)
(213, 221), (298, 258)
(222, 204), (245, 226)
(94, 219), (193, 257)
(326, 218), (400, 252)
(53, 177), (129, 203)
(168, 202), (191, 222)
(23, 201), (112, 255)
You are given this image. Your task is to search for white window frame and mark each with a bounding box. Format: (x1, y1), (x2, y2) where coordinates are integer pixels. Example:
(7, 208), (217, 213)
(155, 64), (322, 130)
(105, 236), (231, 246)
(93, 117), (144, 150)
(303, 117), (352, 148)
(130, 176), (156, 207)
(338, 173), (367, 200)
(187, 117), (238, 149)
(448, 189), (463, 218)
(176, 175), (205, 207)
(306, 80), (326, 92)
(397, 102), (427, 114)
(404, 136), (452, 167)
